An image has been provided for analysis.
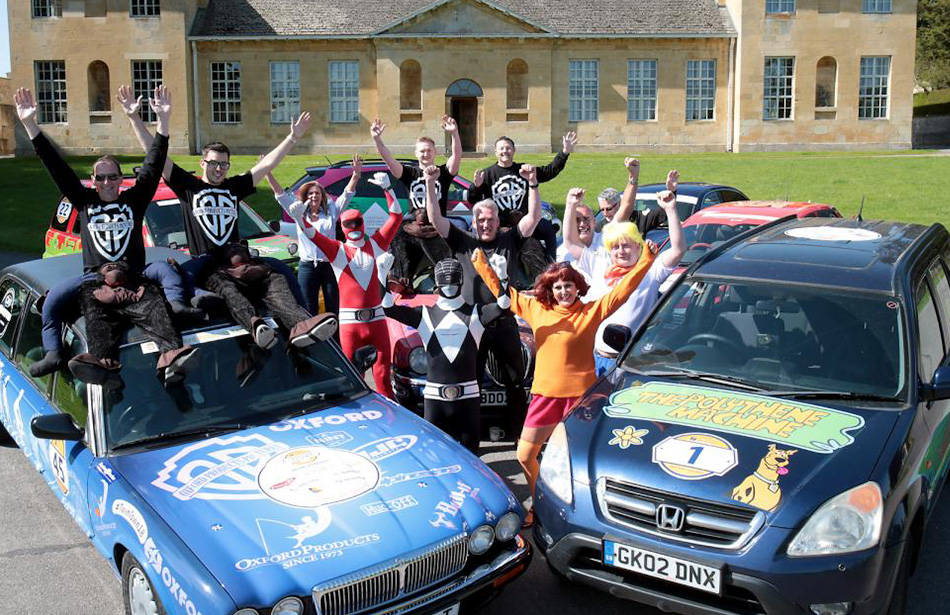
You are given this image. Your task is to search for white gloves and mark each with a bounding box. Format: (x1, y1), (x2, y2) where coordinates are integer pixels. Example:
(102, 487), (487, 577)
(489, 253), (509, 283)
(368, 172), (391, 191)
(377, 252), (395, 285)
(382, 291), (396, 309)
(288, 201), (315, 238)
(497, 293), (511, 310)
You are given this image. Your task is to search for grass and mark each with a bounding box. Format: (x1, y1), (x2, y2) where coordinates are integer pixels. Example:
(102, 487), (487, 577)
(1, 149), (947, 255)
(914, 88), (950, 118)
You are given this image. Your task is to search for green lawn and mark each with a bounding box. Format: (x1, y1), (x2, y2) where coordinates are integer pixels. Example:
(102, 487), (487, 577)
(0, 149), (947, 255)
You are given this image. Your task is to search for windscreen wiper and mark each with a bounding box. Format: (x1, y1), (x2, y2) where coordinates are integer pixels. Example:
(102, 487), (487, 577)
(767, 390), (899, 402)
(641, 366), (768, 392)
(110, 423), (250, 450)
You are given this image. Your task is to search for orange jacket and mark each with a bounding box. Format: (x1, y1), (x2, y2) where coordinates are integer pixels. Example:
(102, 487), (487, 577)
(472, 249), (654, 398)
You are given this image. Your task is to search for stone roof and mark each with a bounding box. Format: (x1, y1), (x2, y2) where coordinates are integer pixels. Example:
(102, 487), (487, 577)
(190, 0), (737, 38)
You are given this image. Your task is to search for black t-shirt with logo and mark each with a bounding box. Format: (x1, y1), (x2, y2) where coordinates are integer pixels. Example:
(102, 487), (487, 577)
(32, 132), (168, 274)
(445, 224), (527, 306)
(467, 151), (569, 225)
(166, 163), (256, 257)
(398, 163), (455, 216)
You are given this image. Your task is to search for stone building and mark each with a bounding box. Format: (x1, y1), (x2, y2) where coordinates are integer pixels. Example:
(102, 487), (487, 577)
(0, 74), (15, 155)
(8, 0), (916, 155)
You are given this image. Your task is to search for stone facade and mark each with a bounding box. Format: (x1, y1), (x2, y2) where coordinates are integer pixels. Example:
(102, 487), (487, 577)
(0, 75), (15, 155)
(7, 0), (917, 155)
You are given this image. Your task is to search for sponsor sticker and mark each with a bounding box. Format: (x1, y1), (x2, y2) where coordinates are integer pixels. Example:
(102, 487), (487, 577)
(258, 447), (380, 508)
(361, 495), (420, 517)
(609, 425), (649, 449)
(604, 382), (864, 453)
(351, 435), (418, 462)
(652, 433), (739, 480)
(430, 480), (478, 530)
(0, 287), (16, 338)
(96, 461), (117, 483)
(306, 431), (353, 448)
(269, 410), (383, 431)
(379, 465), (462, 488)
(55, 200), (72, 224)
(49, 440), (69, 495)
(731, 443), (797, 512)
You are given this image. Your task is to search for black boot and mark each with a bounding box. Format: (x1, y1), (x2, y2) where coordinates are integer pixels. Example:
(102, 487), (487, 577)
(29, 349), (65, 378)
(170, 300), (206, 325)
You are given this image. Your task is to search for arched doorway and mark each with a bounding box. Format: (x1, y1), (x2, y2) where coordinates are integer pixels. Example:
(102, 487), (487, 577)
(446, 79), (482, 152)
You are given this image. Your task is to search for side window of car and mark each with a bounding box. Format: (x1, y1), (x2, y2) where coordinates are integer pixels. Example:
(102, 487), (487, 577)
(52, 329), (87, 427)
(811, 208), (838, 218)
(929, 259), (950, 354)
(13, 294), (53, 395)
(719, 190), (746, 203)
(50, 199), (73, 233)
(701, 191), (723, 209)
(916, 278), (945, 382)
(0, 279), (25, 358)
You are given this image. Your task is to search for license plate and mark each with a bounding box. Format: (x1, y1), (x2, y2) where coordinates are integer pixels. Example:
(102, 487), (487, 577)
(432, 603), (460, 615)
(481, 390), (507, 406)
(603, 540), (721, 594)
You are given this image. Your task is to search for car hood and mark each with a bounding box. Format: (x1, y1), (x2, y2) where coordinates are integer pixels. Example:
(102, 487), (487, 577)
(569, 373), (902, 530)
(110, 396), (516, 606)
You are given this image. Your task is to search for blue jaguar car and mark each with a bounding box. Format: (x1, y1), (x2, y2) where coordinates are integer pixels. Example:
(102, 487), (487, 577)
(0, 250), (530, 615)
(535, 218), (950, 615)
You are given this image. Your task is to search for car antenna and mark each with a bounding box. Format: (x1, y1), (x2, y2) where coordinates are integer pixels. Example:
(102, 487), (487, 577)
(854, 195), (865, 221)
(324, 156), (333, 166)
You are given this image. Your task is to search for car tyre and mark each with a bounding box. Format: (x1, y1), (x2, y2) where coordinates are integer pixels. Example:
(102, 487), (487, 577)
(0, 422), (12, 444)
(886, 539), (913, 615)
(121, 551), (167, 615)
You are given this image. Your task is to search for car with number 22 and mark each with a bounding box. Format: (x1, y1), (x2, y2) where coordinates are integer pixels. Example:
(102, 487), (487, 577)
(0, 250), (531, 615)
(535, 217), (950, 615)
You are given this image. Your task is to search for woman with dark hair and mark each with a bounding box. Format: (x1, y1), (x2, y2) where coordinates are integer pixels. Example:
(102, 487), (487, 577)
(472, 246), (654, 526)
(264, 155), (360, 317)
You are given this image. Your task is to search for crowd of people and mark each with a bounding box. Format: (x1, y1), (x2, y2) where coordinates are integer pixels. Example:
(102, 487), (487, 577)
(14, 84), (686, 528)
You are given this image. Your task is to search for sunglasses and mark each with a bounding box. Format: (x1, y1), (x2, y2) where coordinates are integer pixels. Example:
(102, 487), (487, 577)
(599, 204), (617, 214)
(94, 173), (121, 182)
(203, 160), (230, 170)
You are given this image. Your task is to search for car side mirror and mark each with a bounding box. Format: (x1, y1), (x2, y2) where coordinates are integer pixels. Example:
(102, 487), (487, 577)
(249, 248), (260, 258)
(31, 413), (84, 441)
(268, 219), (281, 233)
(353, 345), (378, 373)
(924, 366), (950, 402)
(603, 324), (632, 354)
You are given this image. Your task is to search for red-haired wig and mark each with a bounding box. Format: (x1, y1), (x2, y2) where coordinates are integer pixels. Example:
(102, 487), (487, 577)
(295, 180), (328, 214)
(531, 262), (590, 310)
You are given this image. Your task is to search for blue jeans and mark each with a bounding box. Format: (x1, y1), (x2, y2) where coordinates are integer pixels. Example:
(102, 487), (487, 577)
(533, 217), (558, 262)
(297, 260), (338, 315)
(40, 261), (185, 352)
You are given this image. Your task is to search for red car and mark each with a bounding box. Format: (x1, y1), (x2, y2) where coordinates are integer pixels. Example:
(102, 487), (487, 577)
(659, 200), (841, 292)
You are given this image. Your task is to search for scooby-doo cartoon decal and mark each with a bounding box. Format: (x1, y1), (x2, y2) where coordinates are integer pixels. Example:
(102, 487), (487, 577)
(731, 443), (798, 511)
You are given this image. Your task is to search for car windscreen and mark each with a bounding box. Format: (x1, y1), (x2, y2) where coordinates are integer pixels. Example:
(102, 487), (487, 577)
(105, 324), (367, 450)
(145, 199), (272, 249)
(622, 277), (907, 401)
(678, 223), (758, 264)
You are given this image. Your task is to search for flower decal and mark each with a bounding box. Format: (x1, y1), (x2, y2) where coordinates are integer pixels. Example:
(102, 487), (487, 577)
(609, 426), (649, 449)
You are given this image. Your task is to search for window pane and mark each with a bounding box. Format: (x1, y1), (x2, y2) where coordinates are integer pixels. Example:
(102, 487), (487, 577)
(917, 281), (944, 381)
(858, 56), (890, 119)
(763, 57), (794, 120)
(686, 60), (715, 121)
(766, 0), (796, 13)
(210, 61), (242, 123)
(270, 61), (300, 124)
(131, 60), (163, 123)
(568, 59), (598, 122)
(35, 61), (67, 123)
(329, 61), (359, 123)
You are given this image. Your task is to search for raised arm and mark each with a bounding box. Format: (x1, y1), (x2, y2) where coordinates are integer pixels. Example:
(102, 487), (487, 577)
(471, 249), (530, 318)
(638, 169), (677, 235)
(516, 164), (541, 237)
(561, 187), (587, 261)
(130, 86), (172, 202)
(591, 246), (656, 322)
(613, 157), (640, 223)
(344, 154), (362, 194)
(370, 118), (403, 179)
(467, 168), (489, 204)
(423, 165), (451, 238)
(250, 112), (311, 184)
(17, 88), (86, 204)
(443, 116), (462, 176)
(536, 131), (576, 182)
(657, 189), (685, 268)
(117, 84), (174, 180)
(368, 172), (404, 249)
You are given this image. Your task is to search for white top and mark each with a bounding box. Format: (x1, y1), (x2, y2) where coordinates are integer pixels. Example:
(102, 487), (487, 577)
(575, 246), (675, 356)
(276, 190), (354, 262)
(556, 232), (603, 264)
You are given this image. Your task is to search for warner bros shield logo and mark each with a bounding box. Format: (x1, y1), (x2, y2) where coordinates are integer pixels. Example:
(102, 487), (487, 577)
(491, 176), (526, 212)
(193, 189), (239, 246)
(87, 203), (135, 261)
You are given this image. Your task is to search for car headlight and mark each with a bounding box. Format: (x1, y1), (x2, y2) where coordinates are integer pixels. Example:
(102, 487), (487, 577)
(233, 609), (259, 615)
(287, 242), (298, 256)
(539, 423), (573, 505)
(495, 511), (521, 542)
(272, 596), (304, 615)
(787, 482), (883, 557)
(408, 346), (428, 375)
(469, 525), (495, 555)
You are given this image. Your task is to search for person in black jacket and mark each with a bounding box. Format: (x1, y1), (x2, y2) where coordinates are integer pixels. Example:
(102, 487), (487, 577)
(466, 132), (577, 278)
(15, 86), (198, 387)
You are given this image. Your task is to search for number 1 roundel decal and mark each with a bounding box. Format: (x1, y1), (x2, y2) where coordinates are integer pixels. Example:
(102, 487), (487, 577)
(651, 433), (738, 481)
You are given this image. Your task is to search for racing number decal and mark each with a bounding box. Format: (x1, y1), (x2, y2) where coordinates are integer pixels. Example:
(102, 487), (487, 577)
(49, 440), (69, 495)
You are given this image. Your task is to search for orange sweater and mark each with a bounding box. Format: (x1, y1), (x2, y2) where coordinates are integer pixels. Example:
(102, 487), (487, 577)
(472, 249), (655, 398)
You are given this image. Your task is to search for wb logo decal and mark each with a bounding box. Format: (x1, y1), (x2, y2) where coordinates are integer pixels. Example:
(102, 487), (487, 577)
(193, 189), (239, 246)
(87, 203), (135, 261)
(491, 176), (526, 212)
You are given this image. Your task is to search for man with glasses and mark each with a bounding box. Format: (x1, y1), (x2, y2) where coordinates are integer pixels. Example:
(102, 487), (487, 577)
(15, 85), (200, 384)
(595, 158), (678, 237)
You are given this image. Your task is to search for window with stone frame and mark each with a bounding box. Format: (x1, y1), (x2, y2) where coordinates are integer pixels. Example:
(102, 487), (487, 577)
(627, 59), (657, 121)
(763, 57), (795, 120)
(270, 61), (300, 124)
(858, 56), (890, 120)
(132, 60), (163, 122)
(399, 60), (422, 111)
(329, 61), (360, 123)
(211, 62), (242, 124)
(87, 61), (111, 113)
(32, 0), (61, 18)
(815, 57), (837, 108)
(569, 59), (599, 122)
(685, 59), (716, 121)
(35, 61), (67, 123)
(506, 59), (529, 109)
(130, 0), (160, 17)
(862, 0), (891, 12)
(766, 0), (795, 13)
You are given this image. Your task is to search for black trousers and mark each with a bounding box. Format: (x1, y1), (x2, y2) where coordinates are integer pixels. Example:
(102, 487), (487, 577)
(205, 270), (311, 332)
(80, 282), (182, 362)
(424, 397), (481, 456)
(476, 315), (528, 436)
(390, 228), (452, 280)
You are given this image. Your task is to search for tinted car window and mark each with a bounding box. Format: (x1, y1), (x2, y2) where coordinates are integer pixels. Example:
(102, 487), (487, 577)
(916, 279), (944, 382)
(52, 329), (87, 427)
(0, 279), (25, 358)
(929, 259), (950, 353)
(701, 190), (723, 208)
(626, 278), (906, 399)
(14, 295), (52, 394)
(719, 190), (747, 203)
